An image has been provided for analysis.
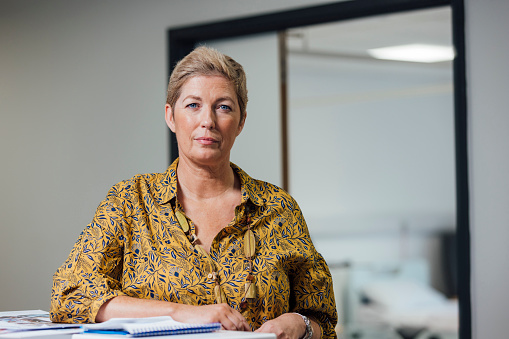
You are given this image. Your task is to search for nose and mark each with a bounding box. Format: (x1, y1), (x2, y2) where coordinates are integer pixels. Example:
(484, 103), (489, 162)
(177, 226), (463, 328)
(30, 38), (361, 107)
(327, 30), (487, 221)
(200, 107), (216, 129)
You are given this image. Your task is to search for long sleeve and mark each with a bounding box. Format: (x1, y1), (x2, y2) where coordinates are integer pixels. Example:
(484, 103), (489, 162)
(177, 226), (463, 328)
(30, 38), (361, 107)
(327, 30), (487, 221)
(287, 200), (338, 339)
(50, 186), (127, 323)
(50, 161), (339, 333)
(291, 248), (338, 338)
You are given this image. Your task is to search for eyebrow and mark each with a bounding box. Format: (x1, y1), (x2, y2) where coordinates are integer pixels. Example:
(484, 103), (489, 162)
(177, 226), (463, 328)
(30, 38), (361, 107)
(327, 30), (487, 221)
(182, 95), (202, 102)
(182, 95), (236, 104)
(216, 96), (236, 103)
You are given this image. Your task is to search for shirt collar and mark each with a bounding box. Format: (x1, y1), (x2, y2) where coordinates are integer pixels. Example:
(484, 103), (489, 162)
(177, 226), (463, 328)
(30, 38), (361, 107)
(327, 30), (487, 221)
(230, 162), (264, 207)
(153, 158), (264, 208)
(152, 158), (178, 206)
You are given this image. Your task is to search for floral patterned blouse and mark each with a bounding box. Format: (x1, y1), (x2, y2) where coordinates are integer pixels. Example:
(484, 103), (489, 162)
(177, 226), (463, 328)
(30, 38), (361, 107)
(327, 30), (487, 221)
(50, 159), (338, 338)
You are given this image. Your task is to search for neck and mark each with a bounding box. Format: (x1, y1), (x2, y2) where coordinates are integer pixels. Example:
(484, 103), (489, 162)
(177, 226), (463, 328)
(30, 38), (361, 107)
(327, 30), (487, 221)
(176, 156), (237, 201)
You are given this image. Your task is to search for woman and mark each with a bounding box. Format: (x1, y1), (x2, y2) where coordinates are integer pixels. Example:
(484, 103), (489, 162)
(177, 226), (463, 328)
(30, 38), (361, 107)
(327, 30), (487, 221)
(51, 46), (337, 339)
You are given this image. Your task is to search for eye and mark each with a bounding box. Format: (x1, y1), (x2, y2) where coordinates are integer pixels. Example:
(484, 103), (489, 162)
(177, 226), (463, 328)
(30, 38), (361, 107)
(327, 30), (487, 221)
(186, 103), (198, 109)
(218, 104), (231, 111)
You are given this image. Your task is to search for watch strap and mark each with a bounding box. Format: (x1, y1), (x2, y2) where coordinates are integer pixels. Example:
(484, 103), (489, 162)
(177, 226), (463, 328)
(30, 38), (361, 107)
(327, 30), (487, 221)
(294, 313), (313, 339)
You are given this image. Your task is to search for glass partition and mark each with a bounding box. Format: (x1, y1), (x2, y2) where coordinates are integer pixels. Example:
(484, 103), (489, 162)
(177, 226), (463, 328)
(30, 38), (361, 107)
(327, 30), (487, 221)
(287, 7), (458, 338)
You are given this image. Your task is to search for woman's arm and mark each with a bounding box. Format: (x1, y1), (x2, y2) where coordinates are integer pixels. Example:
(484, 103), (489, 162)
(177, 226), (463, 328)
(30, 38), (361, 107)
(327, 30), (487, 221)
(96, 296), (250, 331)
(50, 190), (128, 323)
(52, 183), (146, 323)
(271, 198), (338, 339)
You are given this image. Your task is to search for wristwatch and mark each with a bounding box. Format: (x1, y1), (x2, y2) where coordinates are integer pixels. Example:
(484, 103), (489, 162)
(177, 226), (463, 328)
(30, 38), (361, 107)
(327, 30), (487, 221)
(295, 313), (313, 339)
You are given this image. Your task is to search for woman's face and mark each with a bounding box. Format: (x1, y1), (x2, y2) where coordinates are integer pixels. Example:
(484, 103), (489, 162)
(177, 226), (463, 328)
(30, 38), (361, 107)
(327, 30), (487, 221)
(165, 75), (246, 167)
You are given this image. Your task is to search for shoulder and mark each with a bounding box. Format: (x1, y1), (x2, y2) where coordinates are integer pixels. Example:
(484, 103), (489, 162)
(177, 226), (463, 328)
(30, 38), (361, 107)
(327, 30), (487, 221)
(105, 160), (178, 204)
(102, 171), (176, 211)
(252, 178), (297, 207)
(107, 172), (164, 197)
(232, 163), (300, 213)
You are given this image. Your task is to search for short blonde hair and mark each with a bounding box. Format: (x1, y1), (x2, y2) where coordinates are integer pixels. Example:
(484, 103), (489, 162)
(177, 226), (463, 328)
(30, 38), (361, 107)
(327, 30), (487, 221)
(166, 46), (248, 120)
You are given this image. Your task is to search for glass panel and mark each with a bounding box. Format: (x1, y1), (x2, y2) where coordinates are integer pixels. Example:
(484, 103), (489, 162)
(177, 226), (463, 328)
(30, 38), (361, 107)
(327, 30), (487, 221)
(287, 7), (458, 339)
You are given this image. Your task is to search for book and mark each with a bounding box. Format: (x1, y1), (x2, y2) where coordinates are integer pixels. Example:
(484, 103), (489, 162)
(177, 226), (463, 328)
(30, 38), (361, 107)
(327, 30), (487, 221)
(82, 317), (221, 337)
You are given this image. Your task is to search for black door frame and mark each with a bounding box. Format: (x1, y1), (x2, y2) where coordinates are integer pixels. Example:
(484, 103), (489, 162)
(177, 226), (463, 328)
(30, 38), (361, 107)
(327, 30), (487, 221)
(167, 1), (470, 338)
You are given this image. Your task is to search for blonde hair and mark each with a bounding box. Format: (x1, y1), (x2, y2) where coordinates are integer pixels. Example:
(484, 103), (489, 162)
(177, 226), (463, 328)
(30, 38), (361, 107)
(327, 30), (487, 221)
(166, 46), (248, 120)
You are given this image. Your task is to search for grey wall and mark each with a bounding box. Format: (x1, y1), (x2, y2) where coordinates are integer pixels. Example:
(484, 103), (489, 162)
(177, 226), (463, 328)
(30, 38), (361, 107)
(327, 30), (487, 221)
(0, 0), (338, 312)
(465, 0), (509, 338)
(1, 0), (508, 338)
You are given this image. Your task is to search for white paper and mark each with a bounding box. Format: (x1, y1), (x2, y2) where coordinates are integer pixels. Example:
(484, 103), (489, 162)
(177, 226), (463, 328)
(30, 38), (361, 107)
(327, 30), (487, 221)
(82, 316), (175, 331)
(0, 310), (80, 333)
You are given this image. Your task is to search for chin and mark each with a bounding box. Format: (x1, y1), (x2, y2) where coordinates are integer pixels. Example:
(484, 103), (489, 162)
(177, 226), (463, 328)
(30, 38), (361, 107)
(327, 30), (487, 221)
(189, 151), (228, 166)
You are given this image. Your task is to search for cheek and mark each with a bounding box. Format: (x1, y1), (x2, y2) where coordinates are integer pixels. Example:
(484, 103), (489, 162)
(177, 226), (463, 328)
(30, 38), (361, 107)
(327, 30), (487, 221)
(175, 116), (195, 135)
(224, 119), (243, 136)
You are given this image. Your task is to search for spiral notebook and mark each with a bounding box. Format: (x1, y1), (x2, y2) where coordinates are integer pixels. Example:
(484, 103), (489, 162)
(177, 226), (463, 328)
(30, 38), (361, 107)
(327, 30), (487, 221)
(82, 317), (221, 337)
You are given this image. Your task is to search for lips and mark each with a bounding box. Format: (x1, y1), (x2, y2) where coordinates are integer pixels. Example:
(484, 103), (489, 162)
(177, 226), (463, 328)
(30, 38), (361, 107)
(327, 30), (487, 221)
(195, 137), (219, 145)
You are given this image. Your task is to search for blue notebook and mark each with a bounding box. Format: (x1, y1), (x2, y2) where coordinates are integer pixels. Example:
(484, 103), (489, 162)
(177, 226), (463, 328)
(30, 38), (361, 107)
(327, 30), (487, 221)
(82, 317), (221, 337)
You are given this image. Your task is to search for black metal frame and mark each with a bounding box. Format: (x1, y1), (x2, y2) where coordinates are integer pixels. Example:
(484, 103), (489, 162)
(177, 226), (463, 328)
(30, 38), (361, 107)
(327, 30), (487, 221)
(167, 0), (470, 338)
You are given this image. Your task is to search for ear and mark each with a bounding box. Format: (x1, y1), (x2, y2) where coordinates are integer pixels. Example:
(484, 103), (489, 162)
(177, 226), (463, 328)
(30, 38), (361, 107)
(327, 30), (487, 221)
(236, 111), (247, 136)
(165, 104), (176, 133)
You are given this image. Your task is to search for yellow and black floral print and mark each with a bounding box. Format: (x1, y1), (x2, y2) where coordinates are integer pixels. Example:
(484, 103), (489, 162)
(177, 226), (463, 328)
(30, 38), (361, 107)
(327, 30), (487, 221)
(50, 159), (338, 338)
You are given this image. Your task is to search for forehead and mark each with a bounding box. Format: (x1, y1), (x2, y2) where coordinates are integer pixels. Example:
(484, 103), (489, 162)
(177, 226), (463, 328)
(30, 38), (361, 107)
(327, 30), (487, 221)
(180, 75), (236, 100)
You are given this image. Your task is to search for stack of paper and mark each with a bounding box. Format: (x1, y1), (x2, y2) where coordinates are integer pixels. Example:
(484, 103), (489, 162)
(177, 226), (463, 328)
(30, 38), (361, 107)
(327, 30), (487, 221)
(0, 310), (81, 338)
(0, 311), (276, 339)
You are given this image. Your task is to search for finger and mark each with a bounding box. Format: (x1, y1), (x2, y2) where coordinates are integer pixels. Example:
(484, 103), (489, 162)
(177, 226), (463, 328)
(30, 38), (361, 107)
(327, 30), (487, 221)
(219, 306), (250, 331)
(232, 312), (251, 331)
(254, 323), (267, 332)
(255, 322), (277, 334)
(239, 318), (251, 331)
(206, 304), (235, 330)
(219, 315), (238, 331)
(224, 312), (250, 331)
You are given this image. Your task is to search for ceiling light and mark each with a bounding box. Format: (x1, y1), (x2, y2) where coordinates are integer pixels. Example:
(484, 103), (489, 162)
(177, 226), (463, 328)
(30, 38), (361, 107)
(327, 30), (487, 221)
(367, 44), (455, 63)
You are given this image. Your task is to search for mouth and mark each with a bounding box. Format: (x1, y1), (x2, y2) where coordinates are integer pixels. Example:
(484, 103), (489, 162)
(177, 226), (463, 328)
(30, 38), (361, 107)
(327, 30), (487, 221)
(195, 137), (219, 145)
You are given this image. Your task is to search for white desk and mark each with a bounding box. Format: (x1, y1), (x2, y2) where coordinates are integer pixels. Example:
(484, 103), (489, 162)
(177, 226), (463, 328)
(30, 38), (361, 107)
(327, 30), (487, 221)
(73, 331), (275, 339)
(0, 329), (81, 339)
(0, 331), (275, 339)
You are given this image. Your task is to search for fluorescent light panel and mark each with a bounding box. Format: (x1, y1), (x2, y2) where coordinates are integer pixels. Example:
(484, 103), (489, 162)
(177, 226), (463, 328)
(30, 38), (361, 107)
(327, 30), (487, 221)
(368, 44), (455, 63)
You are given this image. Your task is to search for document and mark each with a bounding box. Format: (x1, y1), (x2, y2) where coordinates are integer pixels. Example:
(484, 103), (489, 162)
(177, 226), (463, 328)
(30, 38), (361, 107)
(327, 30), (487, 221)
(0, 311), (80, 334)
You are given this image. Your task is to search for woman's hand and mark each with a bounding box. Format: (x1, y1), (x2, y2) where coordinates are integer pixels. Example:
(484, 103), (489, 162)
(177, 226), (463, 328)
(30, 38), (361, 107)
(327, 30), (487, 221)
(254, 313), (306, 339)
(171, 303), (251, 332)
(96, 296), (250, 331)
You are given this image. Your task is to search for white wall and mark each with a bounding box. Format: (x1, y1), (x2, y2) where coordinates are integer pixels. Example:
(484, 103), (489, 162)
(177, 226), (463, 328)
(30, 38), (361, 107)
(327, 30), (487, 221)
(287, 50), (456, 295)
(288, 55), (456, 234)
(465, 0), (509, 338)
(0, 0), (339, 312)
